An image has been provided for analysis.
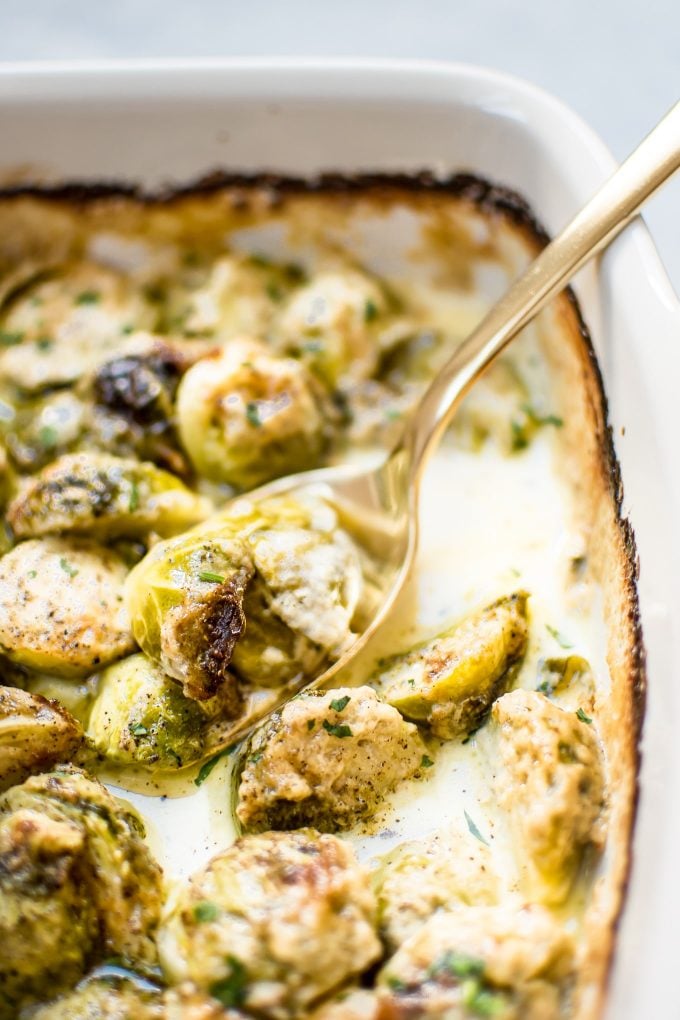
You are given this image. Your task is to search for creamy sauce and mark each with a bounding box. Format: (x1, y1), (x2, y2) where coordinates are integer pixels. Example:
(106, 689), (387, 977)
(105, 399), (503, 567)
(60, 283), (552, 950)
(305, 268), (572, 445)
(111, 337), (609, 892)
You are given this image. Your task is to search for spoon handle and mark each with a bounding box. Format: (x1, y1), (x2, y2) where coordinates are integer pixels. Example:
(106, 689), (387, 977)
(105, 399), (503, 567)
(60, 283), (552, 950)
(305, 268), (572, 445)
(402, 100), (680, 483)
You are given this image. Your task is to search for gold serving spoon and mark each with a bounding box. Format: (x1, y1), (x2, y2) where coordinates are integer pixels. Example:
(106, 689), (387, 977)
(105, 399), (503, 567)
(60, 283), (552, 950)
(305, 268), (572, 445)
(210, 99), (680, 750)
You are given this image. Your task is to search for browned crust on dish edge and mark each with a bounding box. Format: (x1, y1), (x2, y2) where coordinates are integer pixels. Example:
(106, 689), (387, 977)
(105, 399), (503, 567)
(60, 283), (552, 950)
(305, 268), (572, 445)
(0, 171), (644, 1019)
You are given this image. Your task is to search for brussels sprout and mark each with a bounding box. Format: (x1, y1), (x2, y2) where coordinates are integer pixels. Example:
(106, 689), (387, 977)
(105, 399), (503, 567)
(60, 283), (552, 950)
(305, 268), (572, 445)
(0, 685), (83, 791)
(373, 825), (501, 950)
(276, 268), (391, 388)
(125, 528), (254, 703)
(7, 453), (212, 541)
(491, 690), (606, 905)
(87, 654), (210, 769)
(378, 593), (528, 740)
(0, 537), (134, 678)
(0, 766), (163, 1015)
(177, 338), (327, 489)
(3, 390), (89, 473)
(167, 253), (301, 339)
(29, 966), (164, 1020)
(236, 686), (426, 833)
(0, 262), (156, 394)
(377, 905), (573, 1020)
(126, 495), (366, 699)
(157, 829), (381, 1018)
(88, 335), (212, 475)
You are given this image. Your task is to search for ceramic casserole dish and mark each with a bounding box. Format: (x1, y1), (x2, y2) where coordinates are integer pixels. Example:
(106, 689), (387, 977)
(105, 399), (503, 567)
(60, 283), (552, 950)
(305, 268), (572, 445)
(0, 59), (678, 1020)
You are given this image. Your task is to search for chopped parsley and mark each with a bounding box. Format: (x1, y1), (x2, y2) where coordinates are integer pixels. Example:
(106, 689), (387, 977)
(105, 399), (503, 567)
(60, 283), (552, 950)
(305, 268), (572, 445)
(386, 975), (408, 992)
(59, 557), (79, 578)
(193, 900), (220, 923)
(120, 323), (135, 335)
(266, 281), (284, 302)
(329, 695), (351, 713)
(576, 707), (593, 724)
(209, 956), (248, 1009)
(26, 570), (37, 579)
(520, 402), (563, 428)
(75, 289), (101, 305)
(464, 809), (489, 846)
(194, 745), (237, 787)
(199, 570), (226, 585)
(128, 480), (140, 513)
(428, 950), (485, 980)
(364, 298), (379, 323)
(245, 401), (262, 428)
(249, 752), (263, 764)
(407, 678), (416, 686)
(460, 979), (507, 1017)
(129, 723), (148, 738)
(420, 754), (435, 769)
(36, 336), (53, 352)
(38, 425), (58, 449)
(0, 330), (24, 346)
(322, 719), (353, 739)
(545, 624), (573, 649)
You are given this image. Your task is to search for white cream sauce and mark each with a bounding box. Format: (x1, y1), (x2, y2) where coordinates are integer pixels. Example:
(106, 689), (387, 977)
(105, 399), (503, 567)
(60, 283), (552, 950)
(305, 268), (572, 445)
(109, 331), (610, 889)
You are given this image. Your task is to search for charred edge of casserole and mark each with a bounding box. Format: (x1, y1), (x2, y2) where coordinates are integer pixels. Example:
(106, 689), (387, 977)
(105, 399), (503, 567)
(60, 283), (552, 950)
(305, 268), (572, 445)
(0, 165), (645, 939)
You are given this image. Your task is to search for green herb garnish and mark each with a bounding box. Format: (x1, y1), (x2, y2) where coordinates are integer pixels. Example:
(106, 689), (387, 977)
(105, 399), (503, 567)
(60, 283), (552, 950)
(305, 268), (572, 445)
(266, 281), (283, 302)
(209, 956), (247, 1008)
(545, 624), (573, 649)
(460, 978), (507, 1016)
(428, 950), (485, 980)
(129, 723), (148, 738)
(35, 336), (53, 352)
(199, 570), (226, 584)
(194, 745), (237, 787)
(420, 754), (435, 769)
(386, 975), (408, 992)
(128, 480), (140, 513)
(38, 425), (58, 449)
(576, 707), (593, 724)
(249, 752), (263, 764)
(194, 900), (220, 923)
(364, 298), (379, 323)
(464, 809), (489, 846)
(120, 323), (135, 335)
(75, 289), (101, 305)
(245, 401), (262, 428)
(330, 695), (351, 713)
(0, 330), (24, 346)
(59, 557), (79, 578)
(322, 719), (353, 739)
(26, 570), (37, 579)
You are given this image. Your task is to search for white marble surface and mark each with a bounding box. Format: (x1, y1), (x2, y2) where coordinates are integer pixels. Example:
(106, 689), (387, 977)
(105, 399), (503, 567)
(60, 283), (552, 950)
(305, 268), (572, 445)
(0, 0), (677, 292)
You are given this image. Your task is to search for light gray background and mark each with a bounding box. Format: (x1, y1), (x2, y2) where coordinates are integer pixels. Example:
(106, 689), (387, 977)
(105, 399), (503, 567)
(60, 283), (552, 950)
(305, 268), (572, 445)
(0, 0), (677, 291)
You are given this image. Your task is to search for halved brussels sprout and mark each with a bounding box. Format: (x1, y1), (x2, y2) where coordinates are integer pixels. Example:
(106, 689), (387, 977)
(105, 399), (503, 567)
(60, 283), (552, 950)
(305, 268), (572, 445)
(157, 829), (381, 1018)
(491, 689), (606, 905)
(276, 267), (391, 388)
(236, 686), (426, 833)
(378, 593), (528, 740)
(3, 390), (88, 474)
(177, 337), (327, 489)
(88, 334), (213, 475)
(125, 528), (254, 703)
(0, 685), (83, 791)
(0, 537), (134, 678)
(0, 766), (163, 1015)
(87, 654), (210, 769)
(29, 966), (164, 1020)
(377, 904), (574, 1020)
(0, 262), (157, 393)
(126, 495), (366, 700)
(7, 452), (212, 540)
(373, 825), (501, 951)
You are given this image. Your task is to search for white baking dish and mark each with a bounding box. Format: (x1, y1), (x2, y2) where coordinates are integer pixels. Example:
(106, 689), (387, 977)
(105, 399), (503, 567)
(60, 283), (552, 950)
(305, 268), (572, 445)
(0, 58), (678, 1018)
